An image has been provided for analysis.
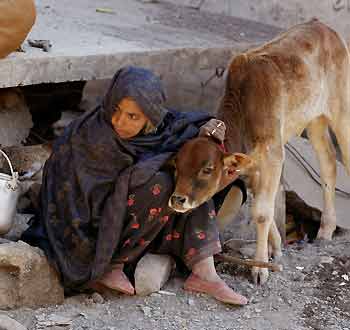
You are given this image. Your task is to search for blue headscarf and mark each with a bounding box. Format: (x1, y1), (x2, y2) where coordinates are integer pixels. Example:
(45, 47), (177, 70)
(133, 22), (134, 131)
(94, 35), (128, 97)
(24, 66), (212, 290)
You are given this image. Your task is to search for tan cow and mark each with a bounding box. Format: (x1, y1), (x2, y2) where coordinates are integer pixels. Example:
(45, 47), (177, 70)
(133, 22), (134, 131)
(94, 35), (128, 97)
(170, 19), (350, 284)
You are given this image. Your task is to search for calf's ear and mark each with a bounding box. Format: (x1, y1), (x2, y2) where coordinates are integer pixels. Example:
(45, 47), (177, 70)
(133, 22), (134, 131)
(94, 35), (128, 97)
(223, 153), (253, 171)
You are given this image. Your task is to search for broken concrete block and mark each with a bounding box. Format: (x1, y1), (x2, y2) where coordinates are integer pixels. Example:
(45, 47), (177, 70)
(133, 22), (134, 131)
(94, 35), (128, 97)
(0, 89), (33, 147)
(135, 253), (175, 296)
(0, 241), (64, 309)
(0, 315), (27, 330)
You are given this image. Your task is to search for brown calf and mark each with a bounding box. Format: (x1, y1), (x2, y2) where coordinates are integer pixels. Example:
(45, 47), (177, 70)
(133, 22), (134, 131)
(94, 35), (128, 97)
(171, 19), (350, 284)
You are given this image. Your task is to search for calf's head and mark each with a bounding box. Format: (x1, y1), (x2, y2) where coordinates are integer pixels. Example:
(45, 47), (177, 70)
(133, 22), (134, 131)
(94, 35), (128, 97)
(168, 137), (252, 213)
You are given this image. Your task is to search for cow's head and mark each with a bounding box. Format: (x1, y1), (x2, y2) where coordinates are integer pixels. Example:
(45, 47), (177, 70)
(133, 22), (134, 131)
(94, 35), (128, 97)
(168, 137), (252, 213)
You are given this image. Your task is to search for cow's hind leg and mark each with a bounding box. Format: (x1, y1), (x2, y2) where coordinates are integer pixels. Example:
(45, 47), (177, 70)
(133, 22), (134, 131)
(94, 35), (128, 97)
(307, 116), (337, 240)
(269, 220), (282, 259)
(330, 117), (350, 175)
(251, 146), (284, 284)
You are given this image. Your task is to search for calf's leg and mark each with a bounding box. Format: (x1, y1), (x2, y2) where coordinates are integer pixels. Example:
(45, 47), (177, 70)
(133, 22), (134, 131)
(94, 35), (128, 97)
(307, 117), (337, 240)
(251, 149), (283, 284)
(268, 220), (282, 259)
(330, 116), (350, 175)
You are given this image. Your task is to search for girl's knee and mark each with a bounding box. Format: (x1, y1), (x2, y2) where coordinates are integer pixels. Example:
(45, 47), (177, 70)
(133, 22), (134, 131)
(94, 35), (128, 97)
(130, 171), (174, 199)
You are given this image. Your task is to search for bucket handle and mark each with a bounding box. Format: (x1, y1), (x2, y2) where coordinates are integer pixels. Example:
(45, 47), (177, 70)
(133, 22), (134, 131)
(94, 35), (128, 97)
(0, 149), (17, 180)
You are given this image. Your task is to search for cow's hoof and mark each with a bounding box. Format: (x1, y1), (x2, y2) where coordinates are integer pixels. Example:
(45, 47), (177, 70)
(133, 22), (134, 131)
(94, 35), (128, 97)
(316, 230), (333, 241)
(251, 267), (269, 285)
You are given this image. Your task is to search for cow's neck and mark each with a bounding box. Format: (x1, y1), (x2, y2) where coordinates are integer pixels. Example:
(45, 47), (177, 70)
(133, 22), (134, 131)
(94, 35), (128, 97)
(217, 98), (245, 154)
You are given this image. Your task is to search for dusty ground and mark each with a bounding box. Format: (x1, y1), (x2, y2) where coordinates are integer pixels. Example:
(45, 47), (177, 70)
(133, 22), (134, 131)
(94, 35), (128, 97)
(3, 229), (349, 330)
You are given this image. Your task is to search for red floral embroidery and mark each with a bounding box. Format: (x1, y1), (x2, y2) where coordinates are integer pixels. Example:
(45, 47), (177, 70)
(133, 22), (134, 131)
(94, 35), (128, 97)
(149, 208), (158, 216)
(197, 232), (206, 240)
(123, 239), (131, 247)
(131, 222), (140, 229)
(165, 234), (173, 241)
(152, 184), (161, 196)
(173, 231), (180, 239)
(127, 194), (135, 206)
(160, 215), (169, 224)
(149, 208), (162, 216)
(138, 238), (150, 246)
(186, 248), (197, 258)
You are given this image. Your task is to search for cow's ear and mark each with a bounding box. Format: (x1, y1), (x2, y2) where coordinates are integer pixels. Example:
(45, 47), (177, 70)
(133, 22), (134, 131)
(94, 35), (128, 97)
(223, 153), (253, 171)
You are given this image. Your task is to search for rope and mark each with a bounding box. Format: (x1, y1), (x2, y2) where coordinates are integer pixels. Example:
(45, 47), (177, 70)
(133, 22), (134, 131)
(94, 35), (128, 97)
(285, 142), (350, 198)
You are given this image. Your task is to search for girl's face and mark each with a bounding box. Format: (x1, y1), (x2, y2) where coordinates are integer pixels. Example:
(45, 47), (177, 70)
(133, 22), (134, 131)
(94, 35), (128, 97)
(111, 98), (149, 139)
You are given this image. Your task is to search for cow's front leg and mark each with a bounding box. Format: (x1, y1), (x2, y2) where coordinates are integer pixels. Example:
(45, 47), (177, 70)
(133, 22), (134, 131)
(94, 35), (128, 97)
(251, 161), (283, 285)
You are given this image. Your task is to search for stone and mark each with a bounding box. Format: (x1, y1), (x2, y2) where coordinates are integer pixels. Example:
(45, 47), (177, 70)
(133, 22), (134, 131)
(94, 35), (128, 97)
(0, 241), (64, 309)
(319, 256), (334, 264)
(187, 298), (195, 306)
(0, 88), (32, 147)
(135, 253), (175, 296)
(91, 292), (104, 304)
(0, 315), (27, 330)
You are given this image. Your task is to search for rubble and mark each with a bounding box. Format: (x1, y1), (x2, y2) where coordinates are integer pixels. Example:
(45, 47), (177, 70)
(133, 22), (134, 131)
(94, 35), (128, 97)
(0, 241), (64, 309)
(0, 315), (27, 330)
(0, 89), (32, 147)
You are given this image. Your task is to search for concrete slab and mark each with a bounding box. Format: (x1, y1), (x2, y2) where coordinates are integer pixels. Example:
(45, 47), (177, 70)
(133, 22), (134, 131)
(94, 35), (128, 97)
(0, 0), (280, 88)
(164, 0), (350, 38)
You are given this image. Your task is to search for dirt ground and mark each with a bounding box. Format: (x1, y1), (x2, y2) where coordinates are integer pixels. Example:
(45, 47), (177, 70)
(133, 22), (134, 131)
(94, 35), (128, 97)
(3, 229), (348, 330)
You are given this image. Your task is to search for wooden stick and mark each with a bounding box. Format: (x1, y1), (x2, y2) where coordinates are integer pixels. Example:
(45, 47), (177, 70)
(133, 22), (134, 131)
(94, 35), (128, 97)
(215, 254), (283, 272)
(223, 238), (256, 246)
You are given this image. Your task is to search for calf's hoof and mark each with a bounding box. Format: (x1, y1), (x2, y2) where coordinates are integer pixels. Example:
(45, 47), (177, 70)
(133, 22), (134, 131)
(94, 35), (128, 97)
(251, 266), (269, 285)
(316, 228), (334, 241)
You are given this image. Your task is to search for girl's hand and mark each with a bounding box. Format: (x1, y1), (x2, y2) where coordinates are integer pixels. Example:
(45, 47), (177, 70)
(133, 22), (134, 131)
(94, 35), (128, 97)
(199, 119), (226, 143)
